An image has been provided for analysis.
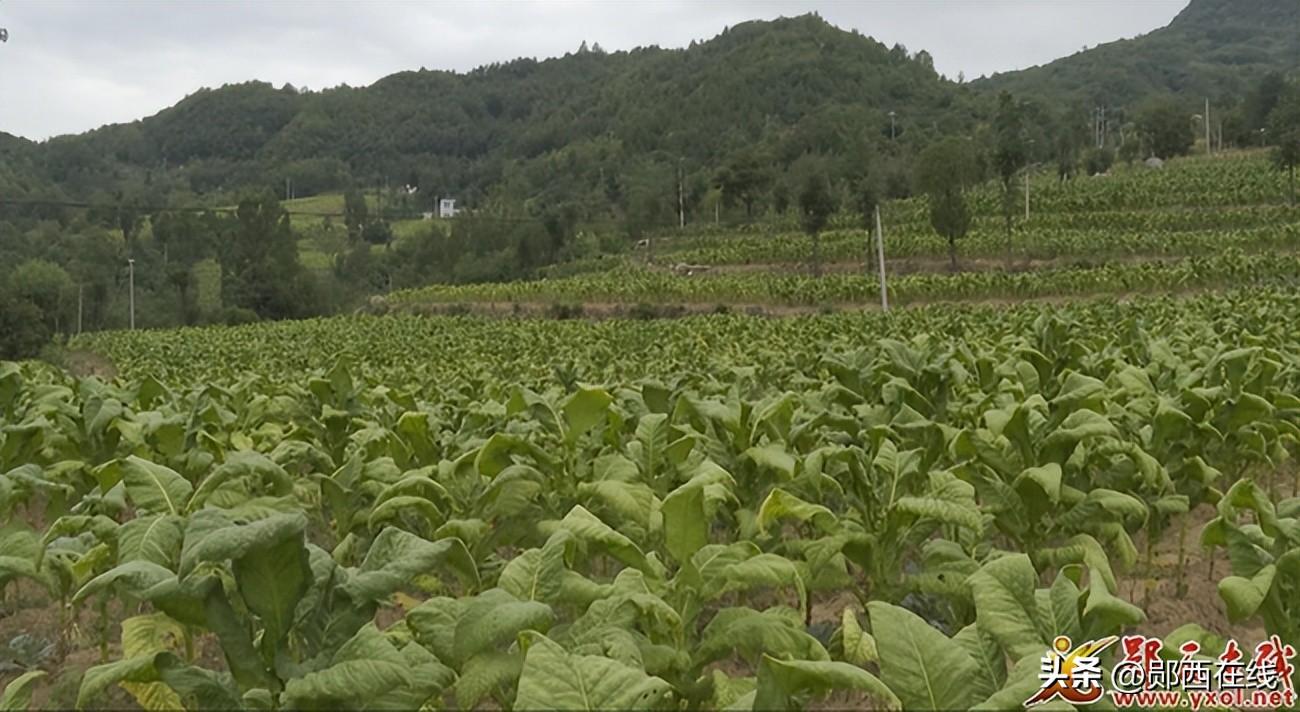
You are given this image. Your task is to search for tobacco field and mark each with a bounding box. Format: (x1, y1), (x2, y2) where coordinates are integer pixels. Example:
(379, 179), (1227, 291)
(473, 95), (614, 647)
(1, 285), (1298, 709)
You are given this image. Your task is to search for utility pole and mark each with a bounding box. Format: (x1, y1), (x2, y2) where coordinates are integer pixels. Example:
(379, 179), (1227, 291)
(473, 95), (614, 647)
(285, 177), (291, 201)
(889, 111), (896, 140)
(1204, 98), (1211, 156)
(1024, 170), (1030, 221)
(874, 205), (888, 312)
(77, 285), (83, 335)
(128, 258), (136, 330)
(677, 159), (685, 229)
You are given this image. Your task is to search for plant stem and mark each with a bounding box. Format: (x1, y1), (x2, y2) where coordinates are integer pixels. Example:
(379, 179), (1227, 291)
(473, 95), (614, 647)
(98, 594), (109, 663)
(1143, 532), (1155, 612)
(57, 597), (69, 663)
(1175, 515), (1189, 598)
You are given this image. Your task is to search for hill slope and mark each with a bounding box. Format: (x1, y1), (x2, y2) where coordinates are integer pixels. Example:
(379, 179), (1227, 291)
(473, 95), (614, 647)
(9, 3), (1299, 218)
(980, 0), (1299, 107)
(25, 15), (968, 213)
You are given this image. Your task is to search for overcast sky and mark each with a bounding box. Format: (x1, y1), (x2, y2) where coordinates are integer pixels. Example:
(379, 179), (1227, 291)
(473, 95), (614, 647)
(0, 0), (1189, 142)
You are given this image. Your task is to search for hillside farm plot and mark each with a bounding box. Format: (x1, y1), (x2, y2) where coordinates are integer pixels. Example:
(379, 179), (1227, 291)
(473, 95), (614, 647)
(1, 288), (1298, 708)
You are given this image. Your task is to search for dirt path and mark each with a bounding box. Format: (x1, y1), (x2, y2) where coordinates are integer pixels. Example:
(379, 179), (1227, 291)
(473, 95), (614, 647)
(395, 286), (1215, 321)
(63, 350), (118, 380)
(650, 254), (1093, 277)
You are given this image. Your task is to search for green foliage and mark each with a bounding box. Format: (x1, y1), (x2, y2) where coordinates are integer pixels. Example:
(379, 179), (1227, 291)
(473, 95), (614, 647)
(1267, 82), (1300, 203)
(798, 172), (834, 277)
(343, 188), (368, 239)
(980, 0), (1299, 109)
(917, 137), (980, 268)
(1137, 97), (1196, 159)
(0, 280), (1294, 708)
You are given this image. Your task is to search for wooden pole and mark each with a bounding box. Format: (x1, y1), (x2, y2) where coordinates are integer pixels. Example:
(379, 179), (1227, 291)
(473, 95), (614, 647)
(1205, 98), (1211, 156)
(677, 160), (685, 229)
(1024, 170), (1030, 221)
(874, 206), (888, 312)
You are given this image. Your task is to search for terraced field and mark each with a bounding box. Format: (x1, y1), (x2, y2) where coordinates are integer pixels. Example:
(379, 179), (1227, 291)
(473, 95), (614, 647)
(1, 150), (1298, 710)
(384, 152), (1300, 315)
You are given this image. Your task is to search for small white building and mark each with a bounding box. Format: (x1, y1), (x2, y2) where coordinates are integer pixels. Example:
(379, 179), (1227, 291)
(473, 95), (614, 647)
(438, 198), (458, 219)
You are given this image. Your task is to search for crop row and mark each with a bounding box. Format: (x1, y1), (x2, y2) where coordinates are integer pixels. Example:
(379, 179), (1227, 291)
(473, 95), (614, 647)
(388, 249), (1300, 308)
(656, 221), (1300, 266)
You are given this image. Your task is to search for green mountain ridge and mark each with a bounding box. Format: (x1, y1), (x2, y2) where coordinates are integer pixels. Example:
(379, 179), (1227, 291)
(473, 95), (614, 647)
(3, 0), (1296, 216)
(979, 0), (1299, 106)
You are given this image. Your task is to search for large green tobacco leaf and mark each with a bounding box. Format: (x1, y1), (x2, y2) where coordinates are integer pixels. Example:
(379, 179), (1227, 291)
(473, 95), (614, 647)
(452, 588), (554, 666)
(282, 624), (430, 711)
(1218, 564), (1276, 621)
(709, 670), (756, 710)
(1039, 572), (1084, 644)
(566, 569), (681, 648)
(966, 554), (1049, 660)
(405, 597), (467, 663)
(578, 478), (657, 536)
(117, 514), (185, 568)
(559, 505), (654, 574)
(0, 670), (46, 712)
(178, 510), (306, 576)
(514, 632), (672, 710)
(498, 531), (569, 603)
(76, 652), (239, 711)
(695, 607), (826, 667)
(79, 578), (210, 656)
(1041, 410), (1119, 462)
(341, 527), (479, 602)
(868, 600), (981, 711)
(119, 613), (187, 711)
(562, 386), (613, 444)
(633, 412), (672, 481)
(661, 481), (708, 565)
(953, 623), (1006, 703)
(231, 520), (311, 650)
(971, 653), (1073, 711)
(454, 650), (522, 709)
(709, 553), (807, 607)
(94, 456), (193, 516)
(744, 443), (797, 479)
(188, 451), (293, 511)
(753, 655), (900, 711)
(755, 488), (837, 534)
(1081, 566), (1145, 635)
(839, 608), (878, 665)
(1014, 463), (1062, 502)
(366, 495), (445, 535)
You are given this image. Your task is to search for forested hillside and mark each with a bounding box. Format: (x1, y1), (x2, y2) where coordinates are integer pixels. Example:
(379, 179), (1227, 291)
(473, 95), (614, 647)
(10, 15), (971, 219)
(7, 2), (1297, 220)
(980, 0), (1299, 114)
